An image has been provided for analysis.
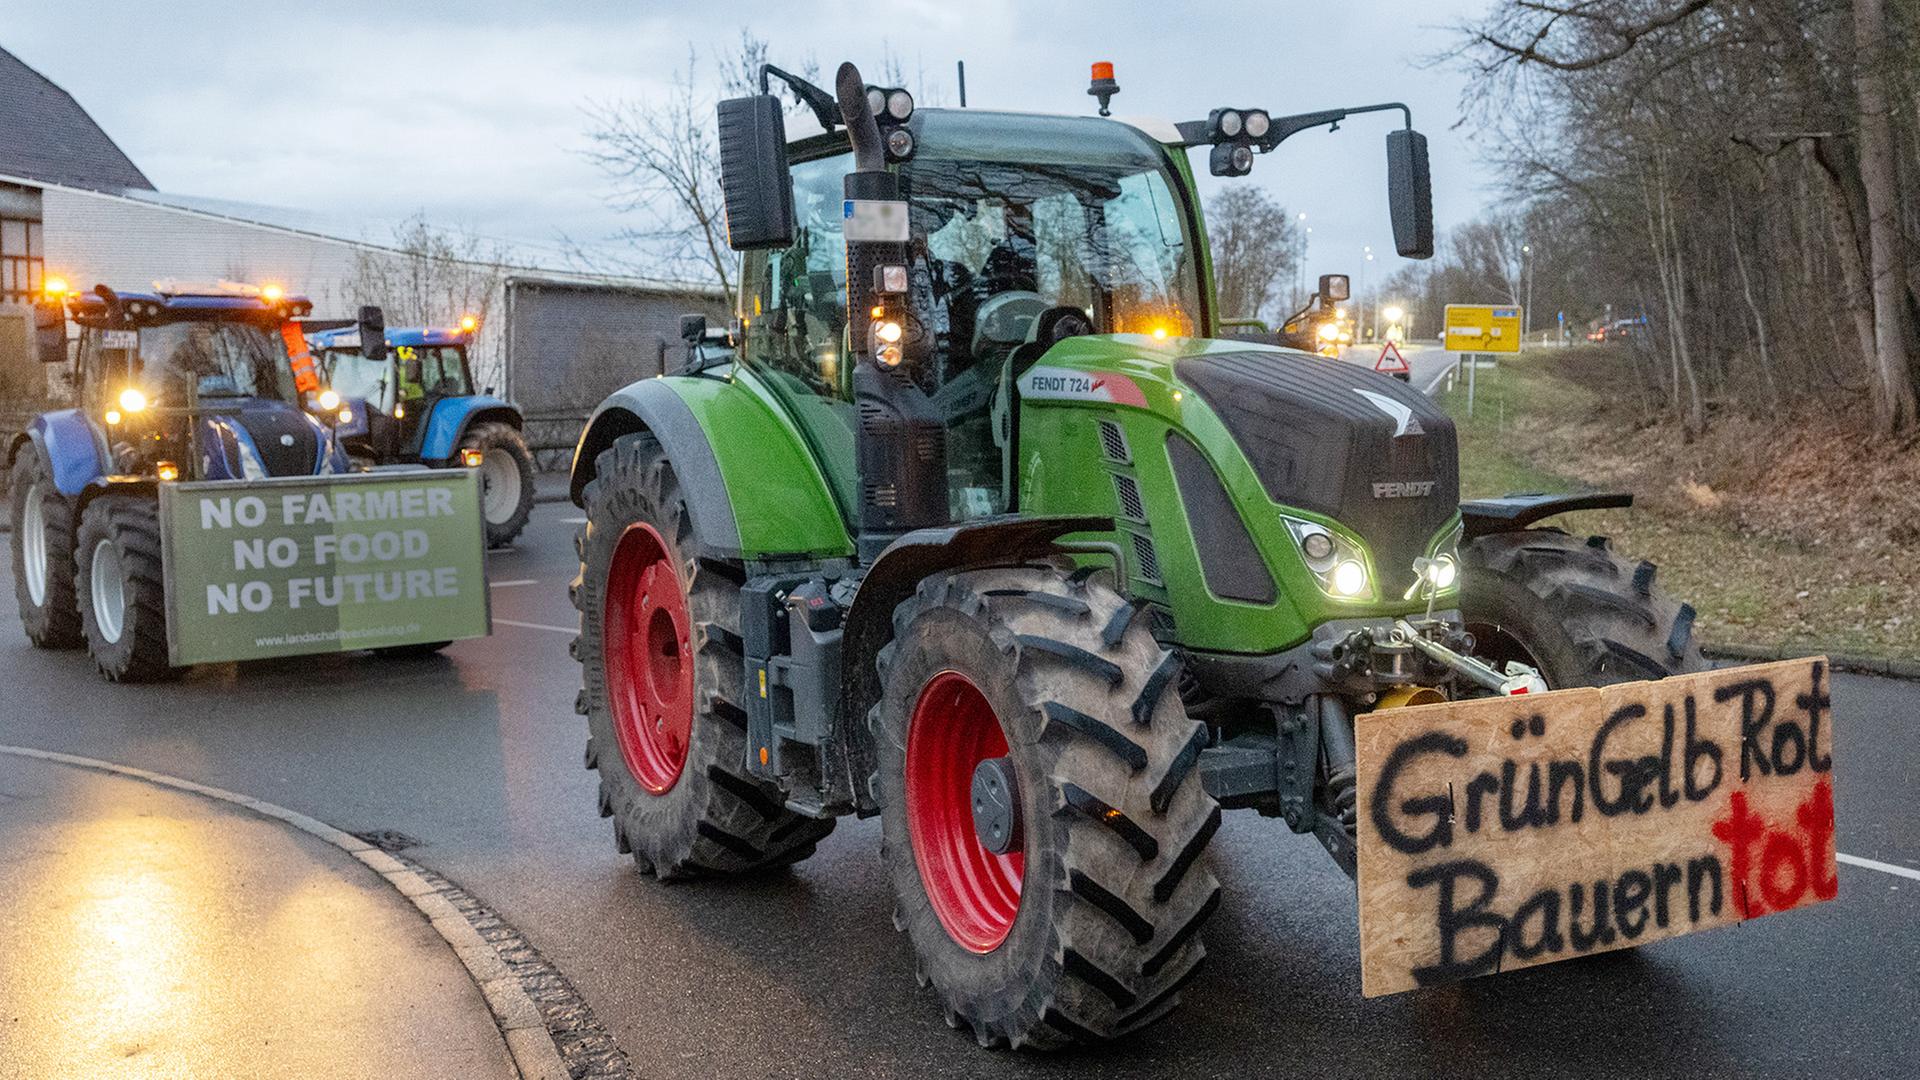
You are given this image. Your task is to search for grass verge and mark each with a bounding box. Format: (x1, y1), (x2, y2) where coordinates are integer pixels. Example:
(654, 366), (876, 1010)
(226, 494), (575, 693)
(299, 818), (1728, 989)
(1435, 347), (1919, 661)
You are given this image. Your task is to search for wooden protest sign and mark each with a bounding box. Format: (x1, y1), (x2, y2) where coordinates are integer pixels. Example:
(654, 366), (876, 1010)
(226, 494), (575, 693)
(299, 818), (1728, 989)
(1355, 658), (1836, 997)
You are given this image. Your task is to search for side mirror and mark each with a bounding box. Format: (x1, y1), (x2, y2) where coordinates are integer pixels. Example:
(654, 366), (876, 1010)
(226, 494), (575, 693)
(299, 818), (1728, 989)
(1320, 274), (1351, 303)
(1387, 129), (1434, 259)
(32, 299), (68, 364)
(679, 313), (707, 343)
(716, 94), (795, 251)
(358, 305), (388, 364)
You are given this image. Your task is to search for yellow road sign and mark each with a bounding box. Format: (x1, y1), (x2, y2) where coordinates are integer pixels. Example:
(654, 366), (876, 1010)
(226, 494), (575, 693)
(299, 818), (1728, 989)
(1443, 304), (1522, 354)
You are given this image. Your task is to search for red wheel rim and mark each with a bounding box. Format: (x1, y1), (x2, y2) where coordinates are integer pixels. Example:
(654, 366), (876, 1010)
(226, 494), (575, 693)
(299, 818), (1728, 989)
(603, 523), (694, 794)
(905, 671), (1024, 953)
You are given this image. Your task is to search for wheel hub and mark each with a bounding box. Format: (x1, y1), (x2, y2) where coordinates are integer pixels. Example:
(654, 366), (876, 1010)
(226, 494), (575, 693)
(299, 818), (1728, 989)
(89, 537), (126, 645)
(970, 756), (1021, 856)
(905, 671), (1024, 954)
(21, 482), (47, 606)
(479, 448), (520, 524)
(602, 523), (694, 794)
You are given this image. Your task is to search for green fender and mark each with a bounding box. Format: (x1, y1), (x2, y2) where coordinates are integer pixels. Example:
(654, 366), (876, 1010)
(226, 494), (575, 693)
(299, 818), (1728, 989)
(570, 371), (853, 562)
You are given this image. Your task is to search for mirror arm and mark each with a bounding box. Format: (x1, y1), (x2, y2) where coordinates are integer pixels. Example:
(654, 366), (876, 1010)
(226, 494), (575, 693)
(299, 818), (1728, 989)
(759, 63), (841, 134)
(1177, 102), (1414, 150)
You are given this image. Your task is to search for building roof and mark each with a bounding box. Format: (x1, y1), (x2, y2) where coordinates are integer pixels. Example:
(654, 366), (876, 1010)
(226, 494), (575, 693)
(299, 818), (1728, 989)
(0, 44), (152, 191)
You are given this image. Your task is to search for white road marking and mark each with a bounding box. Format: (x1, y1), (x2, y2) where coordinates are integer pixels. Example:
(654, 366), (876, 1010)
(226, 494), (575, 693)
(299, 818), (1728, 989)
(488, 579), (538, 588)
(560, 517), (586, 525)
(494, 618), (576, 635)
(1838, 852), (1920, 882)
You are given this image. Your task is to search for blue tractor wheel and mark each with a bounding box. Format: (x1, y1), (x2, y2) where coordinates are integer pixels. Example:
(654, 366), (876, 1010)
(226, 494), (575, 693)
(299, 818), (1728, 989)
(9, 449), (83, 648)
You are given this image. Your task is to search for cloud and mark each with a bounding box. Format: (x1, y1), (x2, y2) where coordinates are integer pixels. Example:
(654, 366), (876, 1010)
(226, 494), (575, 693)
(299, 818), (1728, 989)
(6, 0), (1491, 280)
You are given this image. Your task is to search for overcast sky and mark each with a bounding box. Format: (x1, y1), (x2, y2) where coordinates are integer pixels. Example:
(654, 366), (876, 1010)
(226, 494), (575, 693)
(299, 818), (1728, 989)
(6, 0), (1498, 290)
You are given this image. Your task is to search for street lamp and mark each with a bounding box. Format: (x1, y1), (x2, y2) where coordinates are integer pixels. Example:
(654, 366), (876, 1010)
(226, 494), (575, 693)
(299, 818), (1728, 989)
(1521, 243), (1534, 342)
(1296, 212), (1310, 308)
(1361, 246), (1375, 339)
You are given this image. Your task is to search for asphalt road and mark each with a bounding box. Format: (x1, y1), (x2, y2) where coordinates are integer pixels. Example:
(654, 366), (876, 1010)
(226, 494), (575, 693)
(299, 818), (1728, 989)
(2, 501), (1916, 1079)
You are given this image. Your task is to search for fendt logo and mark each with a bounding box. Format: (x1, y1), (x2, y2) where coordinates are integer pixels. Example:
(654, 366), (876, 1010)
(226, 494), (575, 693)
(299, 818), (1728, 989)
(1372, 480), (1436, 499)
(1016, 365), (1149, 407)
(1028, 374), (1104, 395)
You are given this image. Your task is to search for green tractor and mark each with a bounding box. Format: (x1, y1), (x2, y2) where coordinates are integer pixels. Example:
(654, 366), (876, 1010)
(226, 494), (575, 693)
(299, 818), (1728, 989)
(566, 61), (1702, 1047)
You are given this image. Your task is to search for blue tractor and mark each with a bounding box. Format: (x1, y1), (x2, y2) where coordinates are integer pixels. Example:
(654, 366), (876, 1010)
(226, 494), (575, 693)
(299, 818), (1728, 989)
(307, 322), (535, 547)
(6, 280), (365, 680)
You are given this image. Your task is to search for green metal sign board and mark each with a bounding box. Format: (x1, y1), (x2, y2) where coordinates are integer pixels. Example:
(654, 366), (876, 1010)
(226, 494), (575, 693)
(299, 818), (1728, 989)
(158, 469), (491, 665)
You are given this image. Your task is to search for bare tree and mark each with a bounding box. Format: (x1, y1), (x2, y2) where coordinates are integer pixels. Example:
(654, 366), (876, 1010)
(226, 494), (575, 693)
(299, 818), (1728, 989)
(582, 32), (823, 308)
(348, 216), (507, 329)
(1454, 0), (1920, 435)
(1207, 187), (1299, 324)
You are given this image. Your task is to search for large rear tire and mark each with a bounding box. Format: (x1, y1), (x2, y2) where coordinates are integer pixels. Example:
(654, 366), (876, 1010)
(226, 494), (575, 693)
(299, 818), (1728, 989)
(9, 450), (82, 648)
(74, 495), (178, 683)
(464, 422), (535, 548)
(573, 431), (831, 879)
(1460, 528), (1707, 687)
(873, 565), (1221, 1049)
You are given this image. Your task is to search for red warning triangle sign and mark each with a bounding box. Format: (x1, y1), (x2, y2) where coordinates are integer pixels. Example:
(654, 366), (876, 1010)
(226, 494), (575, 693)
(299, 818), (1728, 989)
(1374, 341), (1410, 374)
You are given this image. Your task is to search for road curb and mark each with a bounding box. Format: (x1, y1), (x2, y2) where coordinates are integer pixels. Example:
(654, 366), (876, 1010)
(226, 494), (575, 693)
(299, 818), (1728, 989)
(1705, 644), (1920, 681)
(0, 745), (571, 1080)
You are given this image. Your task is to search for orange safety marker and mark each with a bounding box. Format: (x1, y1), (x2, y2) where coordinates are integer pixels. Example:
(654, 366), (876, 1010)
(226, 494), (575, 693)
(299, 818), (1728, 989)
(281, 321), (320, 393)
(1374, 340), (1410, 374)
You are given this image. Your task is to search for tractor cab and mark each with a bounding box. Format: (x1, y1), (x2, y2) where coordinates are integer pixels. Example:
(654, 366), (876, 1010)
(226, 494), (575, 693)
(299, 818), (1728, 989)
(33, 280), (347, 483)
(307, 318), (536, 547)
(310, 321), (479, 461)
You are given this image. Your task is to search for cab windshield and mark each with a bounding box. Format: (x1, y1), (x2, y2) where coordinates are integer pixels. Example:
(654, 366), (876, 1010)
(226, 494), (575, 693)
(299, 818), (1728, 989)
(135, 320), (296, 402)
(738, 111), (1205, 521)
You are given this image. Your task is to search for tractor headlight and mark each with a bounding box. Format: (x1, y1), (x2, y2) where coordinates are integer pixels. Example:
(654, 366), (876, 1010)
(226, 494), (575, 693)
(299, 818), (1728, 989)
(1332, 560), (1368, 597)
(316, 388), (341, 411)
(1405, 521), (1464, 600)
(1244, 109), (1271, 139)
(118, 387), (148, 413)
(1284, 516), (1375, 603)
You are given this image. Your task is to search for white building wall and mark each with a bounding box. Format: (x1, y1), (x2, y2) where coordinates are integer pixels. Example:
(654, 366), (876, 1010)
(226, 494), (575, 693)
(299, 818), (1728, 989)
(37, 185), (508, 389)
(41, 186), (365, 310)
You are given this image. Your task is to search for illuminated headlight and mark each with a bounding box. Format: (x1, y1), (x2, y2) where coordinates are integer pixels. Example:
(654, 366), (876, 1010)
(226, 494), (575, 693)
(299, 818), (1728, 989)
(1332, 560), (1368, 597)
(155, 461), (180, 482)
(1284, 517), (1375, 602)
(1405, 522), (1464, 599)
(317, 388), (341, 411)
(118, 387), (148, 413)
(338, 408), (354, 424)
(104, 409), (123, 426)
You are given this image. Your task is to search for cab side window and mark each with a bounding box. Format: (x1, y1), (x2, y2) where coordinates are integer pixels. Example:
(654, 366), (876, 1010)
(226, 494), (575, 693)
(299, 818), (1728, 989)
(742, 153), (850, 399)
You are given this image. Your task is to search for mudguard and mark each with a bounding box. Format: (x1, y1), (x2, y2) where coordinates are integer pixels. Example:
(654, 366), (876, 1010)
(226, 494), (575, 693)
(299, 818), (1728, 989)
(418, 396), (520, 463)
(15, 411), (108, 496)
(1459, 491), (1633, 538)
(836, 514), (1113, 807)
(570, 375), (851, 563)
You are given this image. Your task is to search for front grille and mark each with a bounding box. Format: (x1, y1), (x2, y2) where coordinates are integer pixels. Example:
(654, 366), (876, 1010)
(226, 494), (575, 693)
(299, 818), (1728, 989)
(236, 409), (318, 477)
(1113, 474), (1146, 521)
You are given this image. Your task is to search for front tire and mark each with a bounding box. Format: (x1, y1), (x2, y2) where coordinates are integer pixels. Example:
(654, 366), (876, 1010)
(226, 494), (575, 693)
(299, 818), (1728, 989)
(874, 565), (1222, 1049)
(573, 432), (831, 879)
(464, 422), (535, 548)
(9, 450), (82, 648)
(1460, 528), (1706, 687)
(74, 495), (177, 683)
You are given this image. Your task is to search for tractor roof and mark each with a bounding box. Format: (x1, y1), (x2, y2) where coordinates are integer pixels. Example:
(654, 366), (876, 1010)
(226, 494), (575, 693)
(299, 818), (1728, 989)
(305, 326), (472, 350)
(791, 107), (1177, 167)
(66, 281), (313, 327)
